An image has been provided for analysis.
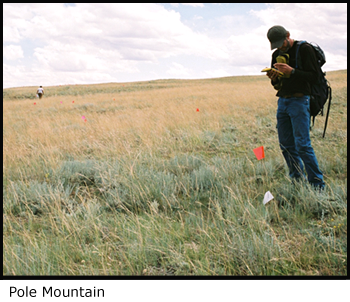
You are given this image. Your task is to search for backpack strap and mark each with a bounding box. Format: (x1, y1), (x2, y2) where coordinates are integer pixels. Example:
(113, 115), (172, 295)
(295, 40), (306, 69)
(322, 85), (332, 138)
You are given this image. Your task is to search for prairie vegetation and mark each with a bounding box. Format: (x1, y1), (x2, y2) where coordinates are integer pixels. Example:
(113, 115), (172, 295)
(3, 70), (347, 275)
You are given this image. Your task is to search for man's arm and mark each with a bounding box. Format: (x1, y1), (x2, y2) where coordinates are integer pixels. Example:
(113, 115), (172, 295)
(274, 43), (318, 83)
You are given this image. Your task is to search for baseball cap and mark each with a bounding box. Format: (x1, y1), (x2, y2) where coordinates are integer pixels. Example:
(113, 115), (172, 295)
(267, 25), (288, 50)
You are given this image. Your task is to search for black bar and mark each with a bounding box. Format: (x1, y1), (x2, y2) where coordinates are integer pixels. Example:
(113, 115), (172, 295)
(10, 286), (104, 297)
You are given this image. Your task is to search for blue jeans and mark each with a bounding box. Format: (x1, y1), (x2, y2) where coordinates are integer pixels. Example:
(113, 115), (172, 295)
(277, 96), (325, 188)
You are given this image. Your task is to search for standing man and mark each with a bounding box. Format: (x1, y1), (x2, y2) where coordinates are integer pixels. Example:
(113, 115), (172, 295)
(266, 25), (325, 190)
(37, 85), (44, 99)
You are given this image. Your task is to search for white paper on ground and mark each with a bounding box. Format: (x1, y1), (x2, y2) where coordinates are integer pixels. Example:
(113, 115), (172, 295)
(263, 191), (274, 205)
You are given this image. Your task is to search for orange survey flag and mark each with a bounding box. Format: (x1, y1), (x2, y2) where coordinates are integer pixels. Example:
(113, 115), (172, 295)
(253, 146), (265, 160)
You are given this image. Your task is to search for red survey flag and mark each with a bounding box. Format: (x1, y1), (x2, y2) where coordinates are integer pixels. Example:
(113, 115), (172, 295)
(253, 146), (265, 160)
(196, 108), (199, 112)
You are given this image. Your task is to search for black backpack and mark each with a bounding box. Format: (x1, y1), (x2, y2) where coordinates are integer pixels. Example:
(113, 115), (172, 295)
(295, 41), (332, 138)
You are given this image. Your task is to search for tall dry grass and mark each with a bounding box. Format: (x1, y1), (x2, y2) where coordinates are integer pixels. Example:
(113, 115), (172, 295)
(3, 71), (347, 275)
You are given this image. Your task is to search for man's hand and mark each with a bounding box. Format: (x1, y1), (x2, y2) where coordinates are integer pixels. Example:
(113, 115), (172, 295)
(266, 68), (281, 82)
(274, 63), (293, 76)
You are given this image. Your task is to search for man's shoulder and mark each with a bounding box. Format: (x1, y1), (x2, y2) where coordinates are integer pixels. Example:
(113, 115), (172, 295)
(272, 49), (279, 57)
(295, 40), (314, 50)
(293, 41), (316, 59)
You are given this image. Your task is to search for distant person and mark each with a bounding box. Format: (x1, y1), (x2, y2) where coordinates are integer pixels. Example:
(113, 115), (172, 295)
(265, 25), (325, 190)
(37, 86), (44, 99)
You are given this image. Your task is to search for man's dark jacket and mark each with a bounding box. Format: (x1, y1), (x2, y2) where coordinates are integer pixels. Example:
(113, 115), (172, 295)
(270, 40), (318, 97)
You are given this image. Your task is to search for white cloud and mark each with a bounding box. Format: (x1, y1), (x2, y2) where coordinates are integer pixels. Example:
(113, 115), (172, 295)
(323, 53), (348, 71)
(3, 27), (22, 43)
(182, 3), (204, 8)
(225, 26), (271, 68)
(3, 3), (228, 88)
(231, 3), (348, 71)
(166, 62), (191, 77)
(170, 3), (204, 8)
(193, 15), (203, 21)
(3, 64), (27, 88)
(3, 45), (24, 60)
(4, 3), (223, 61)
(205, 69), (231, 78)
(2, 3), (347, 88)
(250, 3), (347, 47)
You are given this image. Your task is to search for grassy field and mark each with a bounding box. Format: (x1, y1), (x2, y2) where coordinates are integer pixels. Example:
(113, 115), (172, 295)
(3, 70), (347, 276)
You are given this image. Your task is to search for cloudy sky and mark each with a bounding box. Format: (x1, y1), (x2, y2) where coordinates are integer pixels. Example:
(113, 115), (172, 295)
(3, 3), (347, 88)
